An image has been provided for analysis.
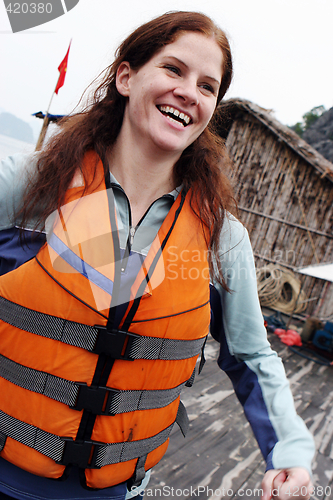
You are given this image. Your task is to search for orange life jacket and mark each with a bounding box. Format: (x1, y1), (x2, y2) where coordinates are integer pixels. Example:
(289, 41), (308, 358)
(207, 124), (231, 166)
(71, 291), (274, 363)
(0, 151), (210, 489)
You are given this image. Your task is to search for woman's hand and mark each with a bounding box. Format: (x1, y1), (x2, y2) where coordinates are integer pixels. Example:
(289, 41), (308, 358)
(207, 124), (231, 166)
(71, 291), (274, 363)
(261, 467), (313, 500)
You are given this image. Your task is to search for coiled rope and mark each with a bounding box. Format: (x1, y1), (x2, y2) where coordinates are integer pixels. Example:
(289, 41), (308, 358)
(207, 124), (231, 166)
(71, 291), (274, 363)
(256, 264), (306, 314)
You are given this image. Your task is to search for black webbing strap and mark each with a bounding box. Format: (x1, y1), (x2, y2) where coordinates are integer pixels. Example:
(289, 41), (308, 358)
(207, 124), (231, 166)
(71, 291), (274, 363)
(121, 190), (187, 332)
(0, 296), (97, 350)
(0, 297), (206, 361)
(105, 182), (122, 331)
(185, 367), (196, 387)
(0, 407), (186, 468)
(128, 454), (148, 489)
(176, 401), (189, 438)
(93, 401), (189, 468)
(73, 180), (123, 468)
(0, 353), (78, 406)
(198, 336), (208, 374)
(0, 353), (185, 414)
(0, 400), (189, 468)
(0, 431), (6, 452)
(0, 409), (65, 462)
(126, 402), (189, 490)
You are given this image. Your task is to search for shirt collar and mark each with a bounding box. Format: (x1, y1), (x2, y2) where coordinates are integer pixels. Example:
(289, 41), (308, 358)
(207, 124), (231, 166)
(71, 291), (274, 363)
(109, 172), (182, 201)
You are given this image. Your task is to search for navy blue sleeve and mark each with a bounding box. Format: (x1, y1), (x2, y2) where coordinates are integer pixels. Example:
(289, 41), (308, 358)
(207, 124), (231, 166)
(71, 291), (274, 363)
(210, 284), (278, 464)
(0, 227), (46, 275)
(211, 217), (314, 473)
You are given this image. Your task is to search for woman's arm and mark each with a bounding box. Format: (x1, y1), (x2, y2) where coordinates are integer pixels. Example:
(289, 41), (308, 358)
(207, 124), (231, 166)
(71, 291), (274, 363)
(0, 153), (46, 275)
(0, 153), (38, 230)
(212, 216), (315, 499)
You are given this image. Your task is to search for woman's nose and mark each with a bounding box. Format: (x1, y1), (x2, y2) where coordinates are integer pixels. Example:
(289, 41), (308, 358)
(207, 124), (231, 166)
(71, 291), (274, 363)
(173, 79), (199, 105)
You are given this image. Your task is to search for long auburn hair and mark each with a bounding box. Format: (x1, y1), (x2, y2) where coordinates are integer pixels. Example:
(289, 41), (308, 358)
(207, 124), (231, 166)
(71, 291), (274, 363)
(20, 11), (236, 288)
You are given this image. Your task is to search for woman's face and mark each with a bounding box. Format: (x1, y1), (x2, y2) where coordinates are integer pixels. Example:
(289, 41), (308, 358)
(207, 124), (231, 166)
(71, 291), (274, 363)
(116, 32), (223, 158)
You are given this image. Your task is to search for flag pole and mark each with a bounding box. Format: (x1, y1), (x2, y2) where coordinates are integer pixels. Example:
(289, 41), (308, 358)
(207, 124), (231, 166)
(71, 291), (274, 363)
(35, 82), (58, 151)
(35, 41), (71, 151)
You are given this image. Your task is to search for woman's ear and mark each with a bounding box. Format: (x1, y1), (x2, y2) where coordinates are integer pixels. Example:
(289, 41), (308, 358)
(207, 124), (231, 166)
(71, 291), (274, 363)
(116, 62), (131, 97)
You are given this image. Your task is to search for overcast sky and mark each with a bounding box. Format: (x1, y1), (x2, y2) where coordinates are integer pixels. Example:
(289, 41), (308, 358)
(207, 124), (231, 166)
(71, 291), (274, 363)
(1, 0), (332, 136)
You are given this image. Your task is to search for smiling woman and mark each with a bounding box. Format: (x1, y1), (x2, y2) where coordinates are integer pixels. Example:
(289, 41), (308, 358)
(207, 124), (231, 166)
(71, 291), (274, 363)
(113, 31), (224, 202)
(0, 10), (314, 500)
(19, 11), (235, 281)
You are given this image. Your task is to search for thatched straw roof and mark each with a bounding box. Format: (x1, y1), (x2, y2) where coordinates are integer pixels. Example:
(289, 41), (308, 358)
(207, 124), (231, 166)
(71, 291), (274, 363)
(218, 98), (333, 182)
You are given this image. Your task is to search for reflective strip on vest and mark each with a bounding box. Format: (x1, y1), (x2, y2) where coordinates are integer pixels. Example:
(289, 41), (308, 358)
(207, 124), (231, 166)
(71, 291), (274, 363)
(48, 233), (114, 295)
(0, 353), (185, 414)
(0, 408), (180, 467)
(0, 296), (206, 360)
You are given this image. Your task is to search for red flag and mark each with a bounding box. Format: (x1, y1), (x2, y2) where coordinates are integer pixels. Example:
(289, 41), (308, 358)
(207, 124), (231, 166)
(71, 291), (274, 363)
(55, 42), (71, 95)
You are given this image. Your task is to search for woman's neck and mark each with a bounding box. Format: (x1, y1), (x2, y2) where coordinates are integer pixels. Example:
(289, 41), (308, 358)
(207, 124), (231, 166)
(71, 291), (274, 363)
(108, 132), (178, 226)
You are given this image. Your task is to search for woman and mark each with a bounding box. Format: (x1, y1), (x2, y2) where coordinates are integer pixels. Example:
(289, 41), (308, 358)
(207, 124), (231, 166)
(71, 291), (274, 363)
(0, 11), (314, 500)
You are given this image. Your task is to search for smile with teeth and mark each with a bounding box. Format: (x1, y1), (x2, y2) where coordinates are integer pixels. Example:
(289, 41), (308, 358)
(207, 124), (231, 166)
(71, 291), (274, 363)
(157, 105), (191, 127)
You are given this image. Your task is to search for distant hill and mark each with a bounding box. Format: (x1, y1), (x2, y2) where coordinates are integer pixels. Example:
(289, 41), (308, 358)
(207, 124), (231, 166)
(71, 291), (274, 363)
(302, 107), (333, 163)
(0, 112), (34, 144)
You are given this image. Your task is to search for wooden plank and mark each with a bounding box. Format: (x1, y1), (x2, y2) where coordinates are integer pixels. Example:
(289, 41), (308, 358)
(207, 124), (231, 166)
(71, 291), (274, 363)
(238, 207), (333, 240)
(144, 333), (333, 499)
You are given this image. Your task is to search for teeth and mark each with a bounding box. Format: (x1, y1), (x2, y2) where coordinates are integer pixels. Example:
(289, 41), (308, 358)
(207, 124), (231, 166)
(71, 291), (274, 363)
(158, 105), (191, 126)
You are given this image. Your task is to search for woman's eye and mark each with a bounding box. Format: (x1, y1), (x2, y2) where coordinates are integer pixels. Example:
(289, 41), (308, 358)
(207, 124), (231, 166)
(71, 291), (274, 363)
(201, 84), (215, 95)
(165, 65), (180, 75)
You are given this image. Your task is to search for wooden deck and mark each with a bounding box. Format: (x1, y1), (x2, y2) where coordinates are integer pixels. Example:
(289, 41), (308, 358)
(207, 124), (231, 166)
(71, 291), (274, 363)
(144, 325), (333, 499)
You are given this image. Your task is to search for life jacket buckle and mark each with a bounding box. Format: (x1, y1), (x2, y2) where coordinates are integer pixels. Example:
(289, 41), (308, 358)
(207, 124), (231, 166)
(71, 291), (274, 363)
(57, 438), (101, 469)
(93, 326), (136, 360)
(70, 382), (119, 414)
